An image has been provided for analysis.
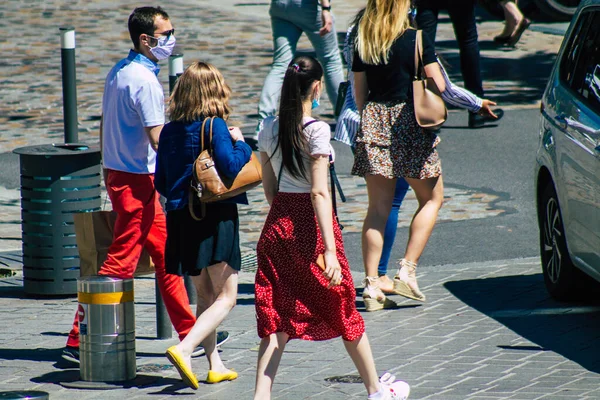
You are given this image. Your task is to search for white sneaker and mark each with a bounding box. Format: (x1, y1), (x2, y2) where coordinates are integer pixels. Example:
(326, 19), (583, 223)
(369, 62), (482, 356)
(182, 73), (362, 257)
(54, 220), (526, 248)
(379, 373), (410, 400)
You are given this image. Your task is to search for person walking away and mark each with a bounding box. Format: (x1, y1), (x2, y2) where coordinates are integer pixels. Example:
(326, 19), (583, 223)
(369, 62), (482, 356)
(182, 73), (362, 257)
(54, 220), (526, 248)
(351, 0), (446, 311)
(254, 55), (410, 400)
(493, 0), (531, 46)
(335, 8), (501, 298)
(415, 0), (504, 128)
(61, 7), (227, 365)
(256, 0), (344, 136)
(156, 62), (252, 389)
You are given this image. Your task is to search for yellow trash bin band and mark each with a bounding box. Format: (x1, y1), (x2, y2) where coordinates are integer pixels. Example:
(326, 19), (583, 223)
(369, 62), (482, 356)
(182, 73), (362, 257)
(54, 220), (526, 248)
(78, 290), (134, 304)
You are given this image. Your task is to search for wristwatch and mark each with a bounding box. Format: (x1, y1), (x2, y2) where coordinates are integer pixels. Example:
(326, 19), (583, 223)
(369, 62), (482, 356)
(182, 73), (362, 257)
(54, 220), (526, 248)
(321, 5), (331, 11)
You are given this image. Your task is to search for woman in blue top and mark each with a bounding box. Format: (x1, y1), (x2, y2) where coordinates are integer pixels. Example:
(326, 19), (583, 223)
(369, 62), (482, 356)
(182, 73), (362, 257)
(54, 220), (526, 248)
(155, 62), (252, 389)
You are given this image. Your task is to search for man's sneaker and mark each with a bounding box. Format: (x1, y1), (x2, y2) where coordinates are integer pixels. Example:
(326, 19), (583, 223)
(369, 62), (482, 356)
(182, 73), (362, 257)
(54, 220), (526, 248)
(61, 347), (80, 364)
(191, 330), (230, 357)
(379, 372), (410, 400)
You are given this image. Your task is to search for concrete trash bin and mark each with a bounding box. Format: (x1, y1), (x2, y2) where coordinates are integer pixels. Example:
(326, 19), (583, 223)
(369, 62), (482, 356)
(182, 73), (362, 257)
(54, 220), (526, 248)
(78, 276), (136, 382)
(13, 143), (101, 296)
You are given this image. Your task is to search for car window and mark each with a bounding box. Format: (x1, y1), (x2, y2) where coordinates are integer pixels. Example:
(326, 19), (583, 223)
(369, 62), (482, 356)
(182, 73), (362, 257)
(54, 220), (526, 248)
(560, 10), (600, 114)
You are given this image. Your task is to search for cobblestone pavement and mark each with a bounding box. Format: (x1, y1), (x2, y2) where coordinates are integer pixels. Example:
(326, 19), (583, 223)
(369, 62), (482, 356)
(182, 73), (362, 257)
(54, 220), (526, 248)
(1, 255), (599, 399)
(1, 0), (564, 153)
(3, 2), (598, 399)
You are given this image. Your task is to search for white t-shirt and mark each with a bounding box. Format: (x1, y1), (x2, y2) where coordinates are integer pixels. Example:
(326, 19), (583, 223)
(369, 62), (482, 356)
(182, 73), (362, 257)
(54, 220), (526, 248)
(258, 116), (334, 193)
(101, 51), (165, 174)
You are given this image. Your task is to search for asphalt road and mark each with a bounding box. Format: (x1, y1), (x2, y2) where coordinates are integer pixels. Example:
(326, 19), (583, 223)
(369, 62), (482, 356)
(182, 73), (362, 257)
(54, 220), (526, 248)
(335, 108), (542, 271)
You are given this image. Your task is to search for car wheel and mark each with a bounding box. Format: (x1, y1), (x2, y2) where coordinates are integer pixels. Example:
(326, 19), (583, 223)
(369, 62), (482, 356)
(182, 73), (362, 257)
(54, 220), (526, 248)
(533, 0), (579, 21)
(539, 183), (586, 300)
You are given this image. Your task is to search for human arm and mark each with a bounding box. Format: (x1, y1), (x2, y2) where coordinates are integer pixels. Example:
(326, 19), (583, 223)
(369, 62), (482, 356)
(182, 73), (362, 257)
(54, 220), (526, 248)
(310, 155), (342, 288)
(99, 115), (109, 184)
(438, 59), (483, 113)
(144, 125), (163, 152)
(211, 118), (252, 179)
(154, 125), (168, 197)
(260, 152), (278, 205)
(319, 1), (333, 36)
(420, 31), (446, 93)
(353, 71), (368, 115)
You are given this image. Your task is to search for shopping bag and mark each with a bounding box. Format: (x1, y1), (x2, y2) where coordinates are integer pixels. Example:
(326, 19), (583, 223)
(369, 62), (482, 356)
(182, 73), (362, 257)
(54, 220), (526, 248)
(74, 210), (155, 277)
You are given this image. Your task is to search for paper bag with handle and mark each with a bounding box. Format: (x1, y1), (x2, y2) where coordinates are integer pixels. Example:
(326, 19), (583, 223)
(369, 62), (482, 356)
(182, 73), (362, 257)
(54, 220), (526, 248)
(74, 210), (154, 277)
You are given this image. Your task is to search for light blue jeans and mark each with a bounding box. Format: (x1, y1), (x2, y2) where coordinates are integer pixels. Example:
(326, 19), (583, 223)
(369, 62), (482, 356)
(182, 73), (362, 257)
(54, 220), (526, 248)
(257, 0), (344, 122)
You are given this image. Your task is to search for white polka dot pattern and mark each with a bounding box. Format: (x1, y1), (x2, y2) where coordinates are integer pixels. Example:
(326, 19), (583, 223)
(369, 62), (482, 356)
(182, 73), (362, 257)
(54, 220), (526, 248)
(255, 192), (365, 342)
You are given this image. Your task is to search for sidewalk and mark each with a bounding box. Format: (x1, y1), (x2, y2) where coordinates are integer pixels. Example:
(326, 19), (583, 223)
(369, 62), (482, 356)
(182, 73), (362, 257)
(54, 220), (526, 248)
(0, 258), (600, 400)
(1, 254), (599, 399)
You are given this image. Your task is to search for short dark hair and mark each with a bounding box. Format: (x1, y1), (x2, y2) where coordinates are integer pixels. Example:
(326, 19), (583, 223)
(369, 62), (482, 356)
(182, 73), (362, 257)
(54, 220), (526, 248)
(128, 6), (169, 49)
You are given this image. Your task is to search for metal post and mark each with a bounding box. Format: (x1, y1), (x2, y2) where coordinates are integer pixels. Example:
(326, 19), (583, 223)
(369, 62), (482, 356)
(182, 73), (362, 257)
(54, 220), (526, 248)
(155, 279), (172, 339)
(59, 26), (78, 143)
(168, 52), (183, 93)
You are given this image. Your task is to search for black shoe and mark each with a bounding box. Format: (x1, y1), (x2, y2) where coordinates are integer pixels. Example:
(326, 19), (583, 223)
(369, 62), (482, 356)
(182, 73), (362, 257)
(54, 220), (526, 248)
(191, 330), (230, 357)
(61, 347), (80, 364)
(468, 109), (504, 129)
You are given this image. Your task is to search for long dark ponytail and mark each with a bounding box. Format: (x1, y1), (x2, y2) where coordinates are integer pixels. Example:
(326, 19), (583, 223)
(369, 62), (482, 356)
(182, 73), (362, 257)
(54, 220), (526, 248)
(277, 56), (323, 180)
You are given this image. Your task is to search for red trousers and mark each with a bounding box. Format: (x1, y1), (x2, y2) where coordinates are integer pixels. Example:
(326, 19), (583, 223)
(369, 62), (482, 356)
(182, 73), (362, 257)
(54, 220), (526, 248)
(67, 170), (195, 347)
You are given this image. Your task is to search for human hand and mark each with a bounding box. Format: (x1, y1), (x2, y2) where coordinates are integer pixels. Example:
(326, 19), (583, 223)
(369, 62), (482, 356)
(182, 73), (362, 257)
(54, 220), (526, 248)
(479, 100), (498, 119)
(322, 250), (343, 288)
(319, 10), (333, 36)
(228, 126), (244, 142)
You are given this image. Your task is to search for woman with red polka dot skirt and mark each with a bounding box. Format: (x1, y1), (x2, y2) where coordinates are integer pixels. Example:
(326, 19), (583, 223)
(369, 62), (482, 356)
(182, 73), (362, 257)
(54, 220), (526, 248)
(253, 55), (410, 400)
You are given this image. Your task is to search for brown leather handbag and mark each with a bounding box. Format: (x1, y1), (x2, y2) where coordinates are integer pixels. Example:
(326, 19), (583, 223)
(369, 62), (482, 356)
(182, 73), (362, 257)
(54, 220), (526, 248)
(412, 30), (447, 130)
(190, 117), (262, 212)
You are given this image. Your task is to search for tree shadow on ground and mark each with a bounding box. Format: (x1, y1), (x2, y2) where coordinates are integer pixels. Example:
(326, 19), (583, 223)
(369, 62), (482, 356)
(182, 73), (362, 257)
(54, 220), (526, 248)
(444, 273), (600, 374)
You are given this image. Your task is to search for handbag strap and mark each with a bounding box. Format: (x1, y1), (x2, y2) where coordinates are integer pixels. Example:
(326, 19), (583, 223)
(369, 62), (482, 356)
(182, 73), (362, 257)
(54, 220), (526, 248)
(199, 117), (216, 156)
(414, 30), (424, 80)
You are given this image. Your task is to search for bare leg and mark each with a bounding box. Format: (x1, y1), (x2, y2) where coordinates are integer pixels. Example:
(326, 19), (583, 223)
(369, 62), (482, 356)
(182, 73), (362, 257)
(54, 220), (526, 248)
(361, 174), (397, 278)
(497, 0), (523, 38)
(403, 176), (444, 263)
(254, 332), (289, 400)
(175, 262), (238, 373)
(343, 333), (380, 396)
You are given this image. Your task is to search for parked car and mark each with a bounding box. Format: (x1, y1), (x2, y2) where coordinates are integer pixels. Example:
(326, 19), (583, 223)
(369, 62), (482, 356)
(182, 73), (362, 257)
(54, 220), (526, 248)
(536, 0), (600, 300)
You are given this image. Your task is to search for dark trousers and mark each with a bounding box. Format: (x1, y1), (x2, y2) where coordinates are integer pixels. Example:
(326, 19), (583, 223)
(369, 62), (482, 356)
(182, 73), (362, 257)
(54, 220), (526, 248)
(416, 0), (484, 98)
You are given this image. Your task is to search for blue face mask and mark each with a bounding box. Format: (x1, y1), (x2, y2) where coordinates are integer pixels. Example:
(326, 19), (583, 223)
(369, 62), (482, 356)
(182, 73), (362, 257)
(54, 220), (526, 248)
(311, 98), (320, 110)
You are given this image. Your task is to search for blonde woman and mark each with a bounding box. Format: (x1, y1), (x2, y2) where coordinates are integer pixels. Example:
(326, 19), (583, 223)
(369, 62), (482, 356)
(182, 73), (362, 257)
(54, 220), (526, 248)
(352, 0), (446, 311)
(155, 62), (252, 389)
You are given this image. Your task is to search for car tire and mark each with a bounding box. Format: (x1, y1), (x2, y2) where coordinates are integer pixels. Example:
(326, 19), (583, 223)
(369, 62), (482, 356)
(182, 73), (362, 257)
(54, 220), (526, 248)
(539, 183), (587, 300)
(533, 0), (579, 22)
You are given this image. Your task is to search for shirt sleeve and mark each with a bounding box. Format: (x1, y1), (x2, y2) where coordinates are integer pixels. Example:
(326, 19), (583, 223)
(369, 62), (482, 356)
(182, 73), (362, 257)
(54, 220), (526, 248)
(134, 78), (165, 127)
(352, 49), (366, 72)
(257, 116), (274, 154)
(210, 117), (252, 180)
(421, 31), (437, 66)
(439, 60), (483, 113)
(308, 121), (332, 157)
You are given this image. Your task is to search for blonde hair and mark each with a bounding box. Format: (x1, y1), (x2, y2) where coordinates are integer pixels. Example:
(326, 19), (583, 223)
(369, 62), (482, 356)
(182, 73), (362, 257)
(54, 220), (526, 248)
(168, 61), (232, 122)
(356, 0), (412, 65)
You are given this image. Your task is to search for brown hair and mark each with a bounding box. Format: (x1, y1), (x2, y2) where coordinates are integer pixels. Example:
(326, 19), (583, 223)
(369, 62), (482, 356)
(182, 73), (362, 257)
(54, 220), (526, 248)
(168, 61), (232, 122)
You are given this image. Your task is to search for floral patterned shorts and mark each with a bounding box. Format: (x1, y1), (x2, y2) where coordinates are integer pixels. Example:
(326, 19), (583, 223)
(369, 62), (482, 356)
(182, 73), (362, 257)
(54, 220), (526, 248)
(351, 100), (442, 179)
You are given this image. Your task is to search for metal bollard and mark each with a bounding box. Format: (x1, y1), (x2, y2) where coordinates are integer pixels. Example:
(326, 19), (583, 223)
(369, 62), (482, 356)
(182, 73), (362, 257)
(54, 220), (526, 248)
(59, 26), (78, 143)
(78, 276), (136, 382)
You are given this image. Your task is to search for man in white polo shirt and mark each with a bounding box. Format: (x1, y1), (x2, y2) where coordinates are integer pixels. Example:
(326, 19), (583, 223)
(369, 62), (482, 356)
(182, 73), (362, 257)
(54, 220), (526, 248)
(62, 6), (228, 364)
